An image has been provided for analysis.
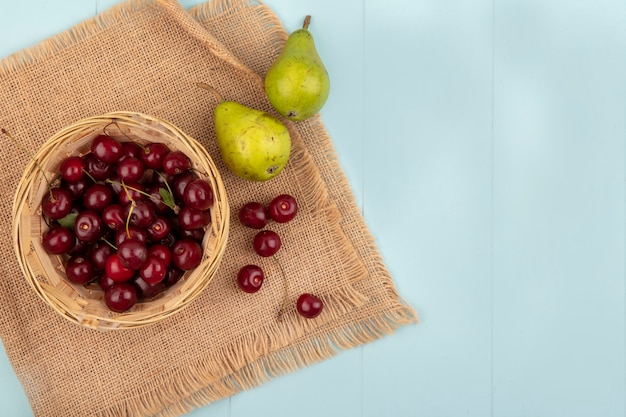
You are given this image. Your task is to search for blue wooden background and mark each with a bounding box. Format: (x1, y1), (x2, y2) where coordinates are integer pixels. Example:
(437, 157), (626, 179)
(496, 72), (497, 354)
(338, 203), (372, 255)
(1, 0), (624, 416)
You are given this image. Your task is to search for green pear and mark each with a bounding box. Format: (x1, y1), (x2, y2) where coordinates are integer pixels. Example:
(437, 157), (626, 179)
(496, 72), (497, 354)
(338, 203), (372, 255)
(265, 15), (330, 121)
(198, 83), (291, 182)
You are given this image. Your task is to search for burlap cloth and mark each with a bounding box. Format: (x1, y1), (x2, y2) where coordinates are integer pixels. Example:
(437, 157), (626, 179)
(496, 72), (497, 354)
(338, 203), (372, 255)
(0, 0), (417, 415)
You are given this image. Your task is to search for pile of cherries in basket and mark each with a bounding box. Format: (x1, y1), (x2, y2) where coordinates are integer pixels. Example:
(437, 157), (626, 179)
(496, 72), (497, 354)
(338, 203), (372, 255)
(39, 133), (214, 313)
(237, 195), (324, 319)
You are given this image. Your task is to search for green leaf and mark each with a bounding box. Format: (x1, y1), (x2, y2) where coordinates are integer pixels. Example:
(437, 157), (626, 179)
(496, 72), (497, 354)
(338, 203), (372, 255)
(159, 187), (175, 209)
(58, 212), (78, 229)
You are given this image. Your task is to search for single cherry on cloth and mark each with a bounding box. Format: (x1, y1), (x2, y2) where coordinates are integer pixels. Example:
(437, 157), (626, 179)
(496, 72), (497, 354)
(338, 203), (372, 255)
(296, 293), (324, 319)
(268, 194), (298, 223)
(253, 230), (281, 257)
(237, 264), (264, 293)
(238, 202), (269, 229)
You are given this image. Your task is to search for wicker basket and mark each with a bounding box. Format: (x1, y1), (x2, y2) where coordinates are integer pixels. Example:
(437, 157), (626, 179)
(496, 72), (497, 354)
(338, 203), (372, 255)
(12, 112), (229, 331)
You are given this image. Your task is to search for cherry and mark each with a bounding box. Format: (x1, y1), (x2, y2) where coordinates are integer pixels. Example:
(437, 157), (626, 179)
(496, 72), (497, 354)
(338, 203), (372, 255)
(98, 274), (116, 292)
(114, 226), (148, 246)
(83, 183), (113, 212)
(104, 282), (137, 312)
(172, 238), (203, 270)
(147, 185), (171, 213)
(163, 266), (184, 287)
(146, 216), (172, 241)
(63, 178), (90, 201)
(173, 171), (198, 202)
(117, 182), (144, 205)
(117, 157), (145, 183)
(178, 206), (210, 230)
(88, 243), (114, 271)
(117, 239), (148, 270)
(180, 228), (205, 243)
(42, 227), (75, 255)
(91, 134), (123, 164)
(238, 202), (269, 229)
(131, 275), (165, 300)
(139, 256), (167, 284)
(105, 253), (135, 282)
(125, 200), (156, 228)
(253, 230), (281, 257)
(65, 256), (97, 284)
(102, 204), (126, 231)
(237, 265), (264, 293)
(83, 153), (115, 181)
(42, 188), (72, 220)
(148, 243), (172, 266)
(163, 151), (191, 176)
(121, 142), (142, 160)
(140, 143), (170, 170)
(59, 156), (85, 183)
(268, 194), (298, 223)
(296, 293), (324, 318)
(183, 179), (214, 210)
(74, 210), (103, 243)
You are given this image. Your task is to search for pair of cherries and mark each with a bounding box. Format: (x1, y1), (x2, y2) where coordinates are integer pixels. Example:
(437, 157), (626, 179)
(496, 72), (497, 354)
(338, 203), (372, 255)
(236, 195), (323, 319)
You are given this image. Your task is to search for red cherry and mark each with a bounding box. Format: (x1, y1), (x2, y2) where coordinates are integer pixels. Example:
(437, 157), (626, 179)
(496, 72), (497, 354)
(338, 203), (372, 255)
(104, 283), (137, 312)
(42, 227), (75, 255)
(268, 194), (298, 223)
(237, 265), (264, 293)
(91, 134), (123, 164)
(238, 202), (269, 229)
(105, 253), (135, 282)
(172, 239), (203, 270)
(183, 179), (214, 210)
(253, 230), (281, 257)
(296, 293), (324, 318)
(139, 257), (167, 284)
(59, 156), (85, 183)
(65, 256), (97, 284)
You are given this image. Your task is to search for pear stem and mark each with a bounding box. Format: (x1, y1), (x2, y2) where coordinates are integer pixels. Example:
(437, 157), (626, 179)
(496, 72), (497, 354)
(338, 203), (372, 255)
(196, 82), (224, 103)
(303, 15), (311, 30)
(1, 128), (54, 200)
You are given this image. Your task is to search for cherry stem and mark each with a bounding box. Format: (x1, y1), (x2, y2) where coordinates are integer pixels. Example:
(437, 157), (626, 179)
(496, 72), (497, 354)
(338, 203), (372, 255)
(101, 237), (117, 251)
(106, 178), (178, 212)
(273, 255), (289, 321)
(196, 82), (224, 103)
(82, 168), (97, 184)
(2, 128), (54, 201)
(303, 15), (311, 30)
(119, 181), (136, 239)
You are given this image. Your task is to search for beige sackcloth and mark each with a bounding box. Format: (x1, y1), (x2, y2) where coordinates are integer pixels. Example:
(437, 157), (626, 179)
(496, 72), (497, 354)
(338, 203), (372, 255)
(0, 0), (418, 415)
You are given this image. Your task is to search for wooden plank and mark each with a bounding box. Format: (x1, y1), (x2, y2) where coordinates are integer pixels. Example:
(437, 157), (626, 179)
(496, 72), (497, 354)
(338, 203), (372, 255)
(493, 1), (626, 415)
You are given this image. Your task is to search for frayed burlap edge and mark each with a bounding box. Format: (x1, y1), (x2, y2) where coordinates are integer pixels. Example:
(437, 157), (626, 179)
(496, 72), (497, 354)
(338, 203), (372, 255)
(0, 0), (418, 416)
